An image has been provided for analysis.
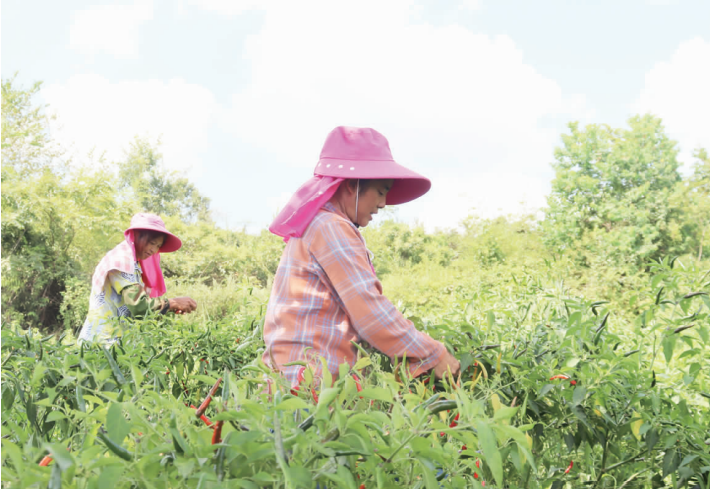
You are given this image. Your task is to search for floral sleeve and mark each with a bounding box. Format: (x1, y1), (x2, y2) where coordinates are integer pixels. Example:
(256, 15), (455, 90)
(107, 270), (169, 318)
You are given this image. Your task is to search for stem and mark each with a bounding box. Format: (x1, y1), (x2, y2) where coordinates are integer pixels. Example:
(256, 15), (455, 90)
(591, 440), (609, 489)
(273, 411), (293, 489)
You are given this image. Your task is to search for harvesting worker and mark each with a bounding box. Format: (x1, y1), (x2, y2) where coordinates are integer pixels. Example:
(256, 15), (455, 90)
(77, 213), (197, 345)
(264, 126), (460, 385)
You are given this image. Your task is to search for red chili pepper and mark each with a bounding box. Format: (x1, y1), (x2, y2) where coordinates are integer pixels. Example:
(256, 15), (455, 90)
(476, 459), (480, 468)
(352, 374), (363, 393)
(461, 445), (467, 451)
(449, 413), (460, 428)
(481, 481), (485, 487)
(565, 460), (573, 474)
(550, 374), (570, 380)
(570, 380), (577, 385)
(38, 456), (53, 466)
(195, 378), (222, 418)
(189, 404), (213, 426)
(440, 431), (445, 437)
(473, 472), (478, 479)
(359, 485), (366, 489)
(290, 387), (300, 396)
(297, 366), (306, 384)
(212, 420), (224, 445)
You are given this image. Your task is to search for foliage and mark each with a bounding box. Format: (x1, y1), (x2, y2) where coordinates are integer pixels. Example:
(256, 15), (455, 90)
(2, 264), (709, 488)
(1, 79), (128, 330)
(117, 137), (211, 224)
(544, 115), (686, 270)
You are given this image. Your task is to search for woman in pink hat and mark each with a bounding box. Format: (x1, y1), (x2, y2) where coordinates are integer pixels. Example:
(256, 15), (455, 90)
(265, 126), (460, 385)
(77, 213), (197, 345)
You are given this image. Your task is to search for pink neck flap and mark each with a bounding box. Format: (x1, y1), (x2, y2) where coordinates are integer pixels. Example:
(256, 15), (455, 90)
(269, 176), (344, 242)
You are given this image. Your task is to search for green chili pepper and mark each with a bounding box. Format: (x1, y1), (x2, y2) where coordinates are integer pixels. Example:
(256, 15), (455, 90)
(595, 312), (610, 333)
(413, 393), (440, 412)
(102, 346), (126, 386)
(76, 384), (86, 413)
(170, 428), (188, 456)
(427, 399), (458, 415)
(673, 324), (695, 334)
(98, 431), (134, 461)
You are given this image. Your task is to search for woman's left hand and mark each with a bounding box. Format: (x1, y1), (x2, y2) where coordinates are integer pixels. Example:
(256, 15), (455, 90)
(169, 297), (197, 314)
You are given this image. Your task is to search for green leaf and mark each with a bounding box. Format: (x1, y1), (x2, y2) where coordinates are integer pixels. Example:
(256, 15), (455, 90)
(487, 311), (496, 329)
(193, 374), (219, 385)
(475, 420), (503, 487)
(48, 463), (61, 489)
(44, 443), (74, 471)
(97, 464), (124, 488)
(358, 387), (393, 403)
(45, 411), (66, 422)
(316, 388), (340, 415)
(536, 384), (555, 399)
(646, 427), (659, 454)
(662, 448), (680, 477)
(1, 385), (15, 411)
(352, 357), (372, 370)
(572, 385), (587, 406)
(274, 397), (309, 411)
(493, 406), (518, 422)
(1, 439), (24, 473)
(420, 458), (439, 488)
(662, 336), (675, 364)
(107, 403), (129, 445)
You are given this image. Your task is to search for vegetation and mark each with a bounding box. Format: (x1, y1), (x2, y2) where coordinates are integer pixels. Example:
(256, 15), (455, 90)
(1, 78), (709, 488)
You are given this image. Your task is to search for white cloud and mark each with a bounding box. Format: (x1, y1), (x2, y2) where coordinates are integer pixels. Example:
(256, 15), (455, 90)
(187, 0), (262, 16)
(41, 74), (219, 176)
(223, 0), (588, 229)
(635, 37), (710, 167)
(69, 0), (154, 59)
(398, 171), (548, 231)
(459, 0), (482, 11)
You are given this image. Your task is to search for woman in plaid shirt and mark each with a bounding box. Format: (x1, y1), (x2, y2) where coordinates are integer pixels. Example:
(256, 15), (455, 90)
(265, 126), (460, 385)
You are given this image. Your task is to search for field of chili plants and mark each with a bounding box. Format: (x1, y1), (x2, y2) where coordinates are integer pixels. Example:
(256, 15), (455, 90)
(2, 260), (709, 489)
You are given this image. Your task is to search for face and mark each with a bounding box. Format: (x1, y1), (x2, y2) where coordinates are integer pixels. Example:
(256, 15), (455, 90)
(136, 234), (165, 260)
(354, 179), (393, 227)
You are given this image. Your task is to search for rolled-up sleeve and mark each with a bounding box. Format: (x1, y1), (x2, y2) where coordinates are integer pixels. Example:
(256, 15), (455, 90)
(108, 270), (169, 318)
(309, 219), (445, 376)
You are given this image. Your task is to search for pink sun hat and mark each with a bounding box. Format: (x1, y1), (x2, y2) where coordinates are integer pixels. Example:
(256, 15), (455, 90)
(269, 126), (430, 240)
(314, 126), (431, 205)
(125, 213), (182, 253)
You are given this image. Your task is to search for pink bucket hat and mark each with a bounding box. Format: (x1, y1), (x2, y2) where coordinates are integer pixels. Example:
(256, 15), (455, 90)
(315, 126), (430, 205)
(125, 213), (182, 253)
(269, 126), (430, 240)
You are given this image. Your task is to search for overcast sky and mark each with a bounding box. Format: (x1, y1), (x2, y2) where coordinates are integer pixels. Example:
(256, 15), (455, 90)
(3, 0), (709, 232)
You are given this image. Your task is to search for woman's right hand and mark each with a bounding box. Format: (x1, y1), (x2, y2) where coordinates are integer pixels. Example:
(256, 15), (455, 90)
(169, 297), (197, 314)
(433, 350), (461, 380)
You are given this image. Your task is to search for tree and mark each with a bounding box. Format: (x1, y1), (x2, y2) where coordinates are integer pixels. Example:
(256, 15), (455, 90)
(674, 148), (710, 260)
(2, 78), (126, 330)
(543, 115), (687, 271)
(117, 137), (211, 223)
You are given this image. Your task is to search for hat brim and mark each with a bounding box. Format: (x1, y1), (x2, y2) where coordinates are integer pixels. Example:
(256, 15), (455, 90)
(314, 158), (431, 205)
(128, 227), (182, 253)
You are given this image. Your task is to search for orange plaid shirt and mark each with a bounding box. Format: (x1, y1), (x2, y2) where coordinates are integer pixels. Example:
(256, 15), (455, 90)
(263, 202), (446, 384)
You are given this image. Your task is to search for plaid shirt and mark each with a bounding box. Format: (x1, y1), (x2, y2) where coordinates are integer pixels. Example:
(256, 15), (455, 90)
(263, 202), (446, 384)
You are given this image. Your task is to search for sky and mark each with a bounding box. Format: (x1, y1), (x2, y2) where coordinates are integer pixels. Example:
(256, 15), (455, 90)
(3, 0), (709, 232)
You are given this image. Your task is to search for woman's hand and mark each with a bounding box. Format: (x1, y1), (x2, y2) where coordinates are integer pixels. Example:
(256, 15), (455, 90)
(433, 350), (461, 380)
(168, 297), (197, 314)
